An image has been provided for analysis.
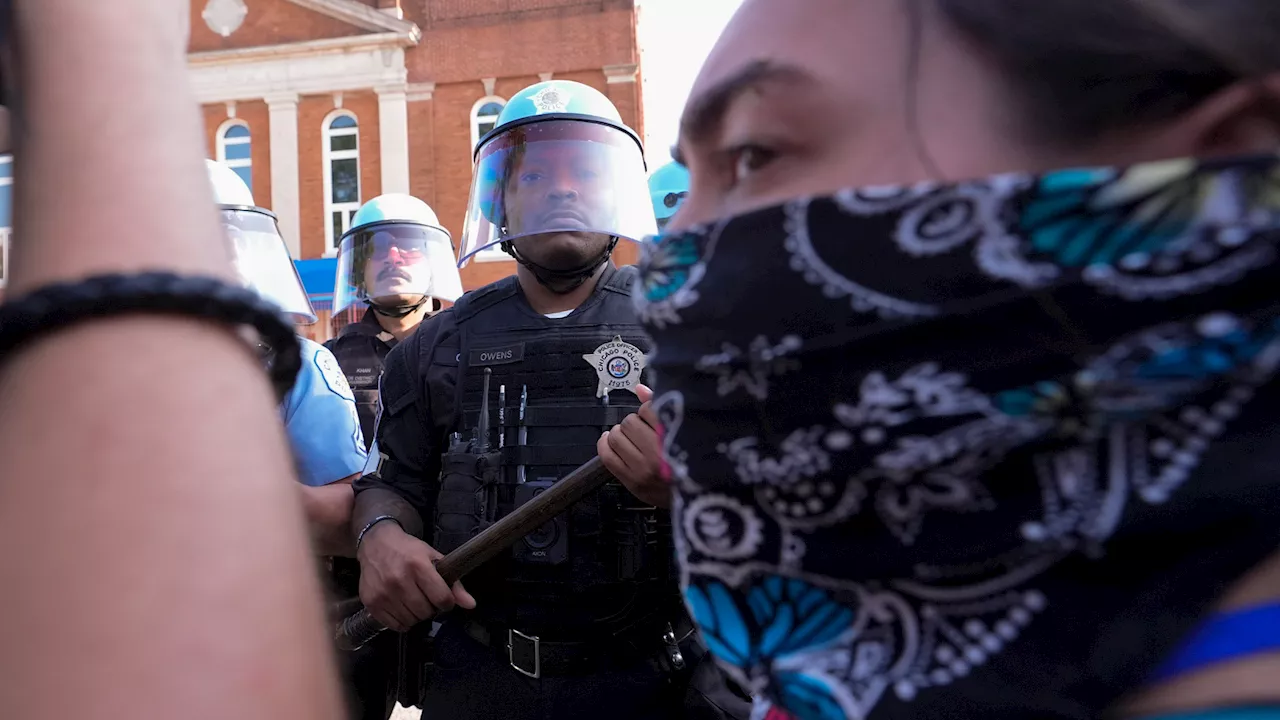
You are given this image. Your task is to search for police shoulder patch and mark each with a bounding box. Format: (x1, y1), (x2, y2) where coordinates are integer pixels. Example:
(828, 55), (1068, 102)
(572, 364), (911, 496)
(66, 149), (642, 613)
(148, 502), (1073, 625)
(314, 346), (355, 401)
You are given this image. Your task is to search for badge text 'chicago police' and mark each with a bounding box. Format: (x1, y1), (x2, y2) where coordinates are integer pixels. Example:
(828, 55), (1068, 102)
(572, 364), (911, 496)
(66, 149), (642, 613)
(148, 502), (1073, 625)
(582, 335), (646, 398)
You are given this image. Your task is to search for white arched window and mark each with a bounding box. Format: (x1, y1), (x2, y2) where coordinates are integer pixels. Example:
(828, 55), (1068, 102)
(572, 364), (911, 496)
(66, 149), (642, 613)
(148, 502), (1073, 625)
(470, 97), (506, 150)
(470, 97), (511, 262)
(216, 120), (253, 193)
(323, 112), (361, 253)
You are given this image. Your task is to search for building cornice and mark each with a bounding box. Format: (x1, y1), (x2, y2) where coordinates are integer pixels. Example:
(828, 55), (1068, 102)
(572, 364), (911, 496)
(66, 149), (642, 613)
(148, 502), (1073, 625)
(189, 39), (409, 104)
(603, 63), (639, 84)
(188, 31), (411, 66)
(287, 0), (421, 42)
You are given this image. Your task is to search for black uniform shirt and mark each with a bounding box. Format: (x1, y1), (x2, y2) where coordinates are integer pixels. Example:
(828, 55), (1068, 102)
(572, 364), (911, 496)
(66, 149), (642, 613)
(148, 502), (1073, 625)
(353, 307), (453, 524)
(326, 308), (399, 449)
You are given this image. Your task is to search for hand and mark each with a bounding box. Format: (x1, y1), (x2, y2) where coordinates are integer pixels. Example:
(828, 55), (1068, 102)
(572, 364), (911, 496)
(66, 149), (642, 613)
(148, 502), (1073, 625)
(598, 384), (670, 508)
(356, 522), (475, 632)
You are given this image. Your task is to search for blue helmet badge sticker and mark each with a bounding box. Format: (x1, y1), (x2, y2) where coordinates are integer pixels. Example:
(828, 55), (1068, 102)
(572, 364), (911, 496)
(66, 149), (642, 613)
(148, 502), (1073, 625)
(583, 335), (646, 398)
(530, 85), (572, 114)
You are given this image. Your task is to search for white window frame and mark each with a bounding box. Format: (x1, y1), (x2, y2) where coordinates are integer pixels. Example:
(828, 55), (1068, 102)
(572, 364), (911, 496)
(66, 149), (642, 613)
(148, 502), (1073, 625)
(469, 96), (506, 150)
(215, 119), (253, 193)
(323, 110), (362, 256)
(0, 155), (13, 288)
(469, 97), (512, 263)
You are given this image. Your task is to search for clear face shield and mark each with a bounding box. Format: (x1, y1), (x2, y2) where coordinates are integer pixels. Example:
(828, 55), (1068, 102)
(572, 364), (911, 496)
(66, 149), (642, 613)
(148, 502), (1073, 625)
(458, 119), (657, 267)
(222, 208), (317, 325)
(332, 222), (463, 325)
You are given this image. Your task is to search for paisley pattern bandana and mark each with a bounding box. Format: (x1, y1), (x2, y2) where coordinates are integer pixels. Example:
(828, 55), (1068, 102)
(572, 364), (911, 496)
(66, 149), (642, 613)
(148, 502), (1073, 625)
(635, 154), (1280, 720)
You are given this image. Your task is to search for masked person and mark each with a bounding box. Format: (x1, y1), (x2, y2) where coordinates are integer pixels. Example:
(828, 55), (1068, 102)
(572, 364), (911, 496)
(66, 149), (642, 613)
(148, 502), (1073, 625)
(648, 160), (689, 232)
(208, 159), (367, 555)
(634, 2), (1280, 720)
(325, 193), (463, 720)
(351, 80), (725, 720)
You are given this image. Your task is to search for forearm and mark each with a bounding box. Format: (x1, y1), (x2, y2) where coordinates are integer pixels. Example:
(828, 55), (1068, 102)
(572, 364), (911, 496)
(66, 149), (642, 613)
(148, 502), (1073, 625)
(300, 478), (357, 558)
(352, 486), (427, 542)
(0, 327), (341, 720)
(8, 1), (231, 293)
(0, 4), (341, 720)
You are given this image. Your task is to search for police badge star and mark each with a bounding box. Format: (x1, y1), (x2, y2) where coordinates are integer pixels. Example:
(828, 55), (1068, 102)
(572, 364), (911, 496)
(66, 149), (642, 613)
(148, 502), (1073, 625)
(583, 336), (646, 398)
(529, 85), (571, 114)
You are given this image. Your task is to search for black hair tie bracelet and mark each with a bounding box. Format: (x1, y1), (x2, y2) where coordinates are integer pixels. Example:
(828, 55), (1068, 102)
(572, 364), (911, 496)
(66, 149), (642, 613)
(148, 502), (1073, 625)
(0, 271), (301, 401)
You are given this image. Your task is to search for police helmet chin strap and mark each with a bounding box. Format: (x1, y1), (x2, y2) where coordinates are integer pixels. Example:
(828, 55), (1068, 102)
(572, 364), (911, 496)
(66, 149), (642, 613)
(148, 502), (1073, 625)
(370, 296), (430, 319)
(501, 236), (619, 295)
(356, 288), (439, 318)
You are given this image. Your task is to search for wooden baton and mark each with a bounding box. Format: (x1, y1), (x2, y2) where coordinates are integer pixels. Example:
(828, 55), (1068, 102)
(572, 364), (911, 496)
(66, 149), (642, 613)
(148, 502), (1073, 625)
(334, 456), (614, 651)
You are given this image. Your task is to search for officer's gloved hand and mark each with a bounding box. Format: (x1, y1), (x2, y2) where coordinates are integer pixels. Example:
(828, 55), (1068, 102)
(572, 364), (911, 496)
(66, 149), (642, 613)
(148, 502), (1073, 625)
(599, 385), (671, 509)
(357, 522), (476, 632)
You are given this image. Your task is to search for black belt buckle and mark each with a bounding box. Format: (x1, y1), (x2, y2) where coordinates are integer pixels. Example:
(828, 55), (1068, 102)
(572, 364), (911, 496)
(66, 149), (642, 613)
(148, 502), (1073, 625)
(507, 628), (541, 679)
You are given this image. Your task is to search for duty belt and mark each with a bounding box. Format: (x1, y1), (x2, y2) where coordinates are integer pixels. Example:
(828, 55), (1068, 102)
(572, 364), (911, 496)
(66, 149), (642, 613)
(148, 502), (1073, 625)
(460, 615), (694, 679)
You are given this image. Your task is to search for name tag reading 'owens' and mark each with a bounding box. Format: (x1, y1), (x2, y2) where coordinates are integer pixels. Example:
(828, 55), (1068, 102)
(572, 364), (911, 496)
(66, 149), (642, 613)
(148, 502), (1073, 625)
(469, 343), (526, 367)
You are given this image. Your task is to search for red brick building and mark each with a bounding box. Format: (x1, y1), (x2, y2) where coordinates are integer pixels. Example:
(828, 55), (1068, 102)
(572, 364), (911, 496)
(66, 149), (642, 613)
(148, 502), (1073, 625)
(189, 0), (645, 340)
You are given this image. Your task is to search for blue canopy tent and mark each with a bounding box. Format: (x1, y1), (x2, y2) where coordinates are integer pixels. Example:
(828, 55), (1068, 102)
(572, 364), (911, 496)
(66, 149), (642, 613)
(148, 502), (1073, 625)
(293, 257), (337, 313)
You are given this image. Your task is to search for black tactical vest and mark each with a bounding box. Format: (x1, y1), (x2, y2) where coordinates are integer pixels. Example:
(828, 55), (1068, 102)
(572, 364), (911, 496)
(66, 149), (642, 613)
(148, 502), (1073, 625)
(431, 266), (675, 636)
(323, 310), (399, 606)
(326, 309), (397, 450)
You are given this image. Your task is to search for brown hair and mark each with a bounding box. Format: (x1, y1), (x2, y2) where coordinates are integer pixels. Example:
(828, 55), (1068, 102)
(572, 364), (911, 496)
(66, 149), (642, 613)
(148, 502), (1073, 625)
(929, 0), (1280, 144)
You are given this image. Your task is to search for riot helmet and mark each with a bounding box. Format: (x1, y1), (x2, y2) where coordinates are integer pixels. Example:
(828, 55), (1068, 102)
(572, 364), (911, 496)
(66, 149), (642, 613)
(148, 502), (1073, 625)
(205, 159), (317, 324)
(459, 80), (657, 290)
(648, 160), (689, 232)
(333, 194), (463, 326)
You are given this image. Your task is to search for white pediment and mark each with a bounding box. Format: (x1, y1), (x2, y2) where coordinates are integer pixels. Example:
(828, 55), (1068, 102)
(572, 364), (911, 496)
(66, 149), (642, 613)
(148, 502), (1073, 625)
(187, 0), (421, 103)
(188, 39), (409, 103)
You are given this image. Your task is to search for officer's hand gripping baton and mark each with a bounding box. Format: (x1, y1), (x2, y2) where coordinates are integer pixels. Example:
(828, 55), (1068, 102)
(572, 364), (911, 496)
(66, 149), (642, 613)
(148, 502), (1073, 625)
(335, 455), (615, 651)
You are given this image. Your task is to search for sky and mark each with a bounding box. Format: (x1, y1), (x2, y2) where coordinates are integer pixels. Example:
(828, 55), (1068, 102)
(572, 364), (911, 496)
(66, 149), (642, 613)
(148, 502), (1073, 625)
(636, 0), (743, 169)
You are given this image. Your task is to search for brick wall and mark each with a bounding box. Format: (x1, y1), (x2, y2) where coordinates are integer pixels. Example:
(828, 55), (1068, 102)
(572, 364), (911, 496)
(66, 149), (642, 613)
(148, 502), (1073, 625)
(297, 92), (384, 259)
(189, 0), (366, 53)
(194, 0), (642, 286)
(202, 100), (273, 207)
(404, 4), (637, 83)
(203, 91), (385, 261)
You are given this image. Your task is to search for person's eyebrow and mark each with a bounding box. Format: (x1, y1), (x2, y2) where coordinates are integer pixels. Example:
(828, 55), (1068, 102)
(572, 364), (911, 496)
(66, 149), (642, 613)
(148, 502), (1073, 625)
(672, 60), (814, 164)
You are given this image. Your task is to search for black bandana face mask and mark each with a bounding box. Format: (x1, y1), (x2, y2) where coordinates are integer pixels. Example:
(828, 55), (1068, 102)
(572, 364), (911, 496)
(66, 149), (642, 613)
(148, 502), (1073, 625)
(635, 154), (1280, 720)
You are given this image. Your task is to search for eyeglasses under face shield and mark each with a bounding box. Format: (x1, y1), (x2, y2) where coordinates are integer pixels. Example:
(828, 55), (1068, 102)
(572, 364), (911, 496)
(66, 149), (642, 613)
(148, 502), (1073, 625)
(332, 222), (463, 316)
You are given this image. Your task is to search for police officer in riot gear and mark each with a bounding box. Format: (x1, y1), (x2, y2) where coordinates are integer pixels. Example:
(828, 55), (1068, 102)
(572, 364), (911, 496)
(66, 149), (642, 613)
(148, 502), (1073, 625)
(328, 193), (463, 445)
(648, 160), (689, 232)
(325, 193), (462, 720)
(208, 159), (367, 553)
(351, 80), (701, 720)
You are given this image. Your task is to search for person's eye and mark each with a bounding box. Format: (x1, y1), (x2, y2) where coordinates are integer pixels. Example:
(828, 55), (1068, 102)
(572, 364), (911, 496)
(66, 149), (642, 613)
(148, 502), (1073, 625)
(725, 143), (778, 186)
